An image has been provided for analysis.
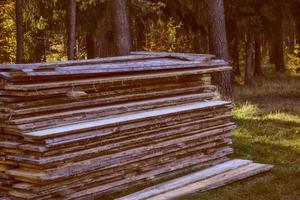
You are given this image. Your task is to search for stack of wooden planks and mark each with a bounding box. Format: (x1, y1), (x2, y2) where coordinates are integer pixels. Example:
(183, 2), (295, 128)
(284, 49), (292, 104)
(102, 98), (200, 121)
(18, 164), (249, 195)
(0, 52), (258, 199)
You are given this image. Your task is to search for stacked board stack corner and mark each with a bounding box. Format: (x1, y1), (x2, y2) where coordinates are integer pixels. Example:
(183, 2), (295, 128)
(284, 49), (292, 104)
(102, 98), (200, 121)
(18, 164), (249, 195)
(0, 51), (234, 199)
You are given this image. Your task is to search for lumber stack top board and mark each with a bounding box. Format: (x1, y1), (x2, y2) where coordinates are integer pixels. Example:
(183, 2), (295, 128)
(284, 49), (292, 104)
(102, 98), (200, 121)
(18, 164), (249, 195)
(0, 51), (229, 81)
(0, 52), (270, 200)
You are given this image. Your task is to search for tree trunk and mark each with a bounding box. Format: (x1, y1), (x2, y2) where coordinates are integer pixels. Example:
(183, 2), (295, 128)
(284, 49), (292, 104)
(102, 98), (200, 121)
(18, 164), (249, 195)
(245, 32), (254, 85)
(135, 18), (146, 51)
(86, 34), (96, 59)
(67, 0), (76, 60)
(272, 18), (285, 71)
(207, 0), (232, 97)
(254, 34), (263, 76)
(225, 0), (240, 77)
(111, 0), (132, 56)
(16, 0), (24, 64)
(232, 37), (240, 76)
(30, 31), (44, 63)
(295, 17), (300, 45)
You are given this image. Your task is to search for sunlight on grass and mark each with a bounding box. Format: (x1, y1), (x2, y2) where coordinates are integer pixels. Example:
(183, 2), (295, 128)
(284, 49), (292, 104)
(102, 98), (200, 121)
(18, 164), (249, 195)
(265, 112), (300, 124)
(233, 102), (260, 119)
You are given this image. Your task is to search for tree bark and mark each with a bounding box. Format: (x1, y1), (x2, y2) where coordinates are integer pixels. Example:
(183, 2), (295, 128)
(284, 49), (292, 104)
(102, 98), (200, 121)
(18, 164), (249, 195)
(254, 34), (263, 76)
(245, 32), (254, 85)
(67, 0), (76, 60)
(207, 0), (232, 97)
(232, 37), (240, 76)
(225, 0), (240, 77)
(271, 14), (285, 72)
(111, 0), (132, 56)
(86, 34), (96, 59)
(16, 0), (24, 64)
(29, 31), (44, 63)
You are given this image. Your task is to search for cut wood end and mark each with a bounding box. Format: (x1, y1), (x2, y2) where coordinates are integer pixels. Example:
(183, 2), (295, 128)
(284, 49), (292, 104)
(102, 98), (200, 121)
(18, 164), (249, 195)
(66, 91), (88, 97)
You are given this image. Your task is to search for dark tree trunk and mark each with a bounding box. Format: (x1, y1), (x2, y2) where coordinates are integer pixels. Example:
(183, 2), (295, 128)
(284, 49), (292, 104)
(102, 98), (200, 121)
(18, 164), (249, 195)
(135, 19), (146, 51)
(86, 34), (96, 59)
(227, 20), (240, 76)
(225, 0), (240, 76)
(254, 34), (263, 76)
(111, 0), (132, 56)
(67, 0), (76, 60)
(207, 0), (232, 97)
(16, 0), (24, 64)
(272, 17), (285, 71)
(245, 32), (254, 85)
(269, 39), (276, 64)
(193, 29), (209, 54)
(232, 37), (240, 76)
(295, 17), (300, 45)
(30, 31), (44, 63)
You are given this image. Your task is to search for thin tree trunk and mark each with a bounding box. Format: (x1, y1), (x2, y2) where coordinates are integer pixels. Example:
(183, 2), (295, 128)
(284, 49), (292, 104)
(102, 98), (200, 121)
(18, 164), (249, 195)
(30, 31), (44, 63)
(207, 0), (232, 97)
(295, 17), (300, 45)
(272, 16), (285, 71)
(111, 0), (132, 56)
(135, 19), (145, 51)
(232, 37), (241, 76)
(67, 0), (76, 60)
(254, 34), (263, 76)
(245, 32), (254, 85)
(270, 39), (276, 64)
(225, 0), (240, 77)
(228, 18), (240, 76)
(16, 0), (24, 64)
(86, 34), (96, 59)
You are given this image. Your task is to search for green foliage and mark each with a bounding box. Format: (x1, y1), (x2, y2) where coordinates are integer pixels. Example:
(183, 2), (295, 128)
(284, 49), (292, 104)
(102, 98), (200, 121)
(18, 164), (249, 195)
(288, 44), (300, 73)
(144, 17), (191, 52)
(0, 0), (16, 63)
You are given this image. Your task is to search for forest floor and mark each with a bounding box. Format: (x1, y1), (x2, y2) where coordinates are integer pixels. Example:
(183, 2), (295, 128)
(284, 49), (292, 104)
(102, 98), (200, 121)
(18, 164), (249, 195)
(187, 68), (300, 200)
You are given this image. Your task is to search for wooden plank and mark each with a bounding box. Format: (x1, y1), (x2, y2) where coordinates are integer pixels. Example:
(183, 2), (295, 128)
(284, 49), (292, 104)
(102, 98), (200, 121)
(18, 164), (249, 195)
(117, 159), (252, 200)
(144, 162), (273, 200)
(22, 101), (231, 138)
(7, 93), (214, 125)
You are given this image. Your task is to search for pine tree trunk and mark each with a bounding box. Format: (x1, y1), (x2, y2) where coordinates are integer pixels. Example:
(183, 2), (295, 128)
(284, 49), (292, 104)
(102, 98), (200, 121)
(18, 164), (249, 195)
(30, 31), (44, 63)
(245, 32), (254, 85)
(86, 34), (96, 59)
(232, 37), (240, 76)
(16, 0), (24, 64)
(254, 34), (263, 76)
(272, 17), (285, 71)
(225, 0), (240, 76)
(228, 19), (240, 76)
(135, 19), (145, 51)
(111, 0), (132, 56)
(296, 18), (300, 45)
(207, 0), (232, 97)
(67, 0), (76, 60)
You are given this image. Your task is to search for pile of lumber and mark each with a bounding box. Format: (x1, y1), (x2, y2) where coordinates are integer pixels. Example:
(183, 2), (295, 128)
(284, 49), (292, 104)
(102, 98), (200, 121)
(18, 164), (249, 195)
(0, 52), (235, 199)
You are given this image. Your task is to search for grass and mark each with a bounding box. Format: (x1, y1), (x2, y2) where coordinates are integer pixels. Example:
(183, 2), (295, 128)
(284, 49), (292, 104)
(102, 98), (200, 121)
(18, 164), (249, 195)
(185, 68), (300, 200)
